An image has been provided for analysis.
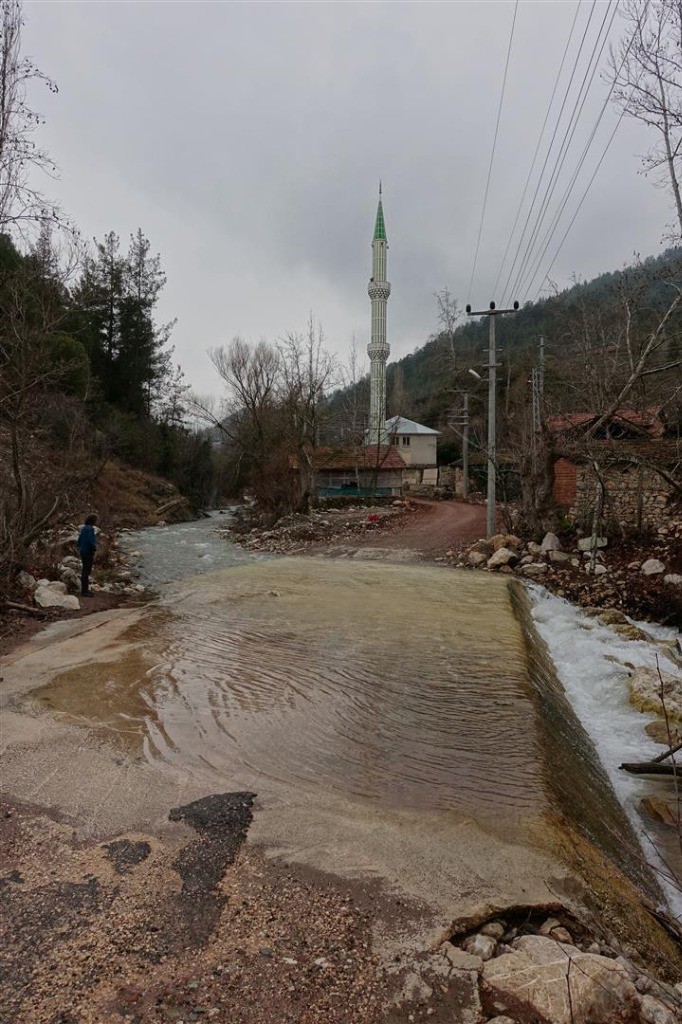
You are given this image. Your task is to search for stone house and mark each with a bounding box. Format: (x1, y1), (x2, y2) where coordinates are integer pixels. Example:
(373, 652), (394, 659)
(549, 410), (679, 528)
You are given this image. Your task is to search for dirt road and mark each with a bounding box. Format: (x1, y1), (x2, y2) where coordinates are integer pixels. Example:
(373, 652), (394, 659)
(353, 499), (488, 558)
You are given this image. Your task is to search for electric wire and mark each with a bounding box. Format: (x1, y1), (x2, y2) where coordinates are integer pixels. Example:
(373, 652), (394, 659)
(523, 1), (650, 300)
(467, 0), (519, 303)
(499, 0), (598, 305)
(491, 0), (582, 298)
(531, 113), (626, 301)
(504, 0), (619, 303)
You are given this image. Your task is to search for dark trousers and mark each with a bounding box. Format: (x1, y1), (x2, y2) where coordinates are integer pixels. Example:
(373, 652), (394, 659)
(81, 552), (94, 595)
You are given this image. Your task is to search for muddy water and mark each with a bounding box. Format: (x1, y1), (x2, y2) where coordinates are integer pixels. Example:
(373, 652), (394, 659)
(36, 558), (639, 866)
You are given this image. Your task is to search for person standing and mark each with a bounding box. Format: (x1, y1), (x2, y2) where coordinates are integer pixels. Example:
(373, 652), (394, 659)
(77, 513), (98, 597)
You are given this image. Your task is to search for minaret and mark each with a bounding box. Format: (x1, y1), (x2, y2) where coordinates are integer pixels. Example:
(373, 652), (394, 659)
(367, 184), (391, 446)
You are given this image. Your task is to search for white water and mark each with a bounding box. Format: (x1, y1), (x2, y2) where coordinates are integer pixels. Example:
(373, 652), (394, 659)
(528, 586), (682, 919)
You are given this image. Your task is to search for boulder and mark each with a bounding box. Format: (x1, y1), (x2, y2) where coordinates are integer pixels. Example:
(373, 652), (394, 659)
(441, 944), (483, 971)
(34, 585), (80, 611)
(481, 935), (638, 1024)
(628, 665), (682, 720)
(487, 547), (517, 569)
(59, 568), (80, 592)
(520, 563), (548, 577)
(470, 538), (493, 556)
(585, 563), (607, 576)
(641, 559), (665, 576)
(639, 994), (677, 1024)
(519, 555), (534, 566)
(577, 536), (607, 551)
(480, 921), (506, 939)
(462, 933), (497, 961)
(59, 555), (81, 571)
(549, 550), (570, 563)
(528, 541), (542, 556)
(16, 571), (37, 592)
(639, 796), (678, 827)
(468, 551), (488, 567)
(597, 609), (629, 626)
(44, 580), (67, 594)
(645, 719), (682, 745)
(540, 532), (561, 553)
(663, 574), (682, 587)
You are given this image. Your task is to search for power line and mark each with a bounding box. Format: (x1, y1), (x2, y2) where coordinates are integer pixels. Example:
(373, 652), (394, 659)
(467, 0), (519, 303)
(505, 0), (619, 303)
(491, 0), (582, 298)
(523, 1), (651, 299)
(509, 0), (620, 300)
(531, 113), (625, 301)
(499, 0), (598, 306)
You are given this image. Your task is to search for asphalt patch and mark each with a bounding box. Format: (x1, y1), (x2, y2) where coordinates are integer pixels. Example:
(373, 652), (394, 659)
(167, 791), (256, 946)
(103, 839), (152, 874)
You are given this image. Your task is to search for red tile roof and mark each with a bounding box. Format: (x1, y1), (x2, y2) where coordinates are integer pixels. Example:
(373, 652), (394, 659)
(547, 408), (666, 438)
(313, 444), (407, 471)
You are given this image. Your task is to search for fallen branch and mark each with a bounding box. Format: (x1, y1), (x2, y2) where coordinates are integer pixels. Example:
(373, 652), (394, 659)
(2, 600), (43, 616)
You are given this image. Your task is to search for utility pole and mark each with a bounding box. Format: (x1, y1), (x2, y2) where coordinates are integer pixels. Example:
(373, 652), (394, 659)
(461, 391), (469, 499)
(465, 300), (519, 538)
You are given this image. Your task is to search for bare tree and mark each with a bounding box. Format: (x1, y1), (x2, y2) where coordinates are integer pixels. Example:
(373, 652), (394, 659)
(609, 0), (682, 238)
(0, 0), (61, 236)
(278, 313), (337, 509)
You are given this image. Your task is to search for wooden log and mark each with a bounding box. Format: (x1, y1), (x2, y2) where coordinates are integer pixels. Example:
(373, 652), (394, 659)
(619, 761), (680, 776)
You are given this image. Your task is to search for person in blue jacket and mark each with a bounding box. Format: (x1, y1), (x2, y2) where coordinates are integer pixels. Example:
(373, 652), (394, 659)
(77, 513), (98, 597)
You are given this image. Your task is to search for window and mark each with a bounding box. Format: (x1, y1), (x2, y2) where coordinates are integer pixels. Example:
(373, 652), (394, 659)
(391, 436), (400, 445)
(402, 436), (410, 446)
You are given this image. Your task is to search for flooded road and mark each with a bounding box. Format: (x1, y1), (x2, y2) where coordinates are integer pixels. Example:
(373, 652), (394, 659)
(2, 523), (665, 937)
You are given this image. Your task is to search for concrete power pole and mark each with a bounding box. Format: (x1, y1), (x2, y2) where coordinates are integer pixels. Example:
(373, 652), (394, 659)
(465, 300), (519, 538)
(461, 391), (469, 499)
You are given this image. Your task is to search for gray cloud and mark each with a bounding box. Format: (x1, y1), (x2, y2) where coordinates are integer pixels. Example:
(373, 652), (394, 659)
(24, 0), (671, 394)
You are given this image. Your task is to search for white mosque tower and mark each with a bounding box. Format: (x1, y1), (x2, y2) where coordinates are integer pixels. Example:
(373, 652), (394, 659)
(367, 183), (391, 446)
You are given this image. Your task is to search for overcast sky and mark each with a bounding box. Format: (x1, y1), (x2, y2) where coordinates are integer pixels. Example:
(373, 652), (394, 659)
(23, 0), (672, 395)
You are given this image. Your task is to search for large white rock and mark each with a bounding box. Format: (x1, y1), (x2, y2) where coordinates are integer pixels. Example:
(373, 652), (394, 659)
(482, 935), (638, 1024)
(577, 536), (607, 551)
(629, 665), (682, 720)
(663, 574), (682, 587)
(520, 563), (548, 577)
(540, 532), (561, 553)
(34, 586), (80, 611)
(487, 547), (517, 569)
(641, 559), (665, 576)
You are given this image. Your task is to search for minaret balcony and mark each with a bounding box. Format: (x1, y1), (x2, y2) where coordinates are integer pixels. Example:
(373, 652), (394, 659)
(368, 281), (391, 301)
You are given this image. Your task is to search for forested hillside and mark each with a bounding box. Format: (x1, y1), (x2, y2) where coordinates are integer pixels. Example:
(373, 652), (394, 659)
(324, 246), (682, 466)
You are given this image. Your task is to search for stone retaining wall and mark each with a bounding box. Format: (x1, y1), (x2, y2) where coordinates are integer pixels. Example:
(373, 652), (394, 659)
(570, 462), (672, 527)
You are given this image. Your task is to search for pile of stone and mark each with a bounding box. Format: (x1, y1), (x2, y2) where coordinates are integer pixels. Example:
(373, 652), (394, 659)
(224, 503), (410, 555)
(451, 531), (682, 591)
(391, 911), (681, 1024)
(15, 533), (148, 612)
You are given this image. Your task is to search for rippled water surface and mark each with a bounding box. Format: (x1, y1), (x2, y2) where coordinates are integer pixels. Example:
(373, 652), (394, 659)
(41, 559), (554, 832)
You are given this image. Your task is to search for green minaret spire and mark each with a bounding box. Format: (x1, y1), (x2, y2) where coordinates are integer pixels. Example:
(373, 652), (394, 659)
(373, 181), (386, 240)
